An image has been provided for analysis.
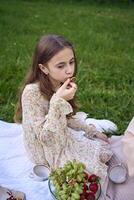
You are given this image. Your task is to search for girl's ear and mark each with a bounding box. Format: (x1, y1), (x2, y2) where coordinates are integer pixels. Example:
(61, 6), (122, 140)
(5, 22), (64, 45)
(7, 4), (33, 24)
(38, 64), (49, 75)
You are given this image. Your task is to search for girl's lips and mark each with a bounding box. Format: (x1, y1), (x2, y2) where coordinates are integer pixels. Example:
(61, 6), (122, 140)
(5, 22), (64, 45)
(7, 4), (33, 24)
(65, 77), (76, 82)
(60, 77), (76, 85)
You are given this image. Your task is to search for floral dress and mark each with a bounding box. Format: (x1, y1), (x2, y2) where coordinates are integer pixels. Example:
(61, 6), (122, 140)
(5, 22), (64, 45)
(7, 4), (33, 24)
(22, 82), (113, 184)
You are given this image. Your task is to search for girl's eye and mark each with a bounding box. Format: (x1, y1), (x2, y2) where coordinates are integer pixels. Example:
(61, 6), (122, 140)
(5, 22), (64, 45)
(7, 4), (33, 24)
(57, 65), (65, 69)
(70, 60), (75, 65)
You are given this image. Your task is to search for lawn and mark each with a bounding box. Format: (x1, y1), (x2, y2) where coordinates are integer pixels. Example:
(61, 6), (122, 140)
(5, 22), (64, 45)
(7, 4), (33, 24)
(0, 0), (134, 134)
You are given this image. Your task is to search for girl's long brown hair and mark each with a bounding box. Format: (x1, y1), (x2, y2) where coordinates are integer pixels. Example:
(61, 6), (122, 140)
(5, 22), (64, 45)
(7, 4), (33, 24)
(14, 35), (78, 123)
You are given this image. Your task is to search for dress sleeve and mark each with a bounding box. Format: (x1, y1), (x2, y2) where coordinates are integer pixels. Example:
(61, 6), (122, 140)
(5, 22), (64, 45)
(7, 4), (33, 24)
(67, 116), (100, 138)
(42, 93), (73, 135)
(67, 116), (113, 163)
(22, 85), (73, 145)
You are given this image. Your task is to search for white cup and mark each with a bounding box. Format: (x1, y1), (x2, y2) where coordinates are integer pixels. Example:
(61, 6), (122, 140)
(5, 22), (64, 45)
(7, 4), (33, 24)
(29, 165), (50, 182)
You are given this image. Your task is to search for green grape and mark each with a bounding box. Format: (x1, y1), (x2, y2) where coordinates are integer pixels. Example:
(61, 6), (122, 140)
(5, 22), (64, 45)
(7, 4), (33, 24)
(58, 190), (64, 197)
(78, 162), (85, 169)
(73, 164), (78, 172)
(61, 190), (66, 196)
(74, 182), (79, 188)
(49, 160), (88, 200)
(74, 184), (82, 194)
(65, 161), (73, 168)
(77, 165), (85, 173)
(55, 183), (61, 190)
(61, 194), (68, 200)
(71, 192), (80, 200)
(62, 182), (68, 191)
(76, 174), (83, 182)
(70, 196), (75, 200)
(54, 183), (59, 189)
(64, 164), (72, 172)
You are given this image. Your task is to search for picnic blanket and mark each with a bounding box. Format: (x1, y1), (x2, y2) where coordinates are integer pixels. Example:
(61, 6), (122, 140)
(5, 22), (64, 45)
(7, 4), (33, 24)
(0, 120), (52, 200)
(1, 117), (134, 199)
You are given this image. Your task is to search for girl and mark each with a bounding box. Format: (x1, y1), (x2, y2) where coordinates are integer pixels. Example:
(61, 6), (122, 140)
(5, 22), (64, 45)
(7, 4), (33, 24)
(14, 34), (134, 199)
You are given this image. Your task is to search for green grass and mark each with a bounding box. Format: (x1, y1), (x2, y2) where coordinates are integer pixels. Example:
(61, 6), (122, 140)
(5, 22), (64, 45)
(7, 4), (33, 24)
(0, 0), (134, 134)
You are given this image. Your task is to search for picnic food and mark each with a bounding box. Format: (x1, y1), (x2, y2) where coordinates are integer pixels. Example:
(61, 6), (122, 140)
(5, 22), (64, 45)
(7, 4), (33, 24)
(70, 76), (76, 82)
(66, 77), (76, 89)
(49, 160), (101, 200)
(0, 186), (25, 200)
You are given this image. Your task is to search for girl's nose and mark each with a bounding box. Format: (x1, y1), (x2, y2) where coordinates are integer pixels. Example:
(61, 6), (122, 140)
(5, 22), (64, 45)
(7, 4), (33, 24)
(65, 64), (73, 74)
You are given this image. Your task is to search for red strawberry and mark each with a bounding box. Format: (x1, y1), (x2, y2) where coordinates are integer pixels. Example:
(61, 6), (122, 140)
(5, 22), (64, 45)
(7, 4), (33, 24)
(86, 192), (95, 200)
(80, 194), (85, 200)
(88, 174), (98, 182)
(89, 183), (98, 193)
(83, 183), (88, 193)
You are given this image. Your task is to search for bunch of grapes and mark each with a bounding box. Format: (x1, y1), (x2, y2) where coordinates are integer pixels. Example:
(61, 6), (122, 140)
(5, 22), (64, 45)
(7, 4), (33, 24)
(49, 160), (101, 200)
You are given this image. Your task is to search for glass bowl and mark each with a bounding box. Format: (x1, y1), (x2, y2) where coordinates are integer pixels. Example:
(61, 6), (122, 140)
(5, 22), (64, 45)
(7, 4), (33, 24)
(48, 179), (101, 200)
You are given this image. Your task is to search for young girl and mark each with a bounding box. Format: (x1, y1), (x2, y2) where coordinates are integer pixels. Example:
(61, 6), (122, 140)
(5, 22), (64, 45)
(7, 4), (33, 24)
(14, 34), (134, 199)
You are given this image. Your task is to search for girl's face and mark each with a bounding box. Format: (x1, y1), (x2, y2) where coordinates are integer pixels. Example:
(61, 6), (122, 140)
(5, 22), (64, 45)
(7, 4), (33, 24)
(46, 47), (75, 89)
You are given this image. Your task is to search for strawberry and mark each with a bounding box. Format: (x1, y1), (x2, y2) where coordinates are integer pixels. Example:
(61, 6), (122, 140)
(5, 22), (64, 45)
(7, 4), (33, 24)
(88, 174), (98, 182)
(83, 183), (88, 193)
(86, 192), (95, 200)
(89, 183), (98, 193)
(80, 194), (85, 200)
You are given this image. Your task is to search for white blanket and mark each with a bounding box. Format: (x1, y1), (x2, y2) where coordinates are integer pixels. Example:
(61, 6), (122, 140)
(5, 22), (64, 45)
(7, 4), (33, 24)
(0, 120), (53, 200)
(0, 116), (120, 200)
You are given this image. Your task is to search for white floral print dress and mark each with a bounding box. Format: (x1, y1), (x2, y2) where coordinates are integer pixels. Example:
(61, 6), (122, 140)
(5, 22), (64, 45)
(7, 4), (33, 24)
(22, 83), (113, 183)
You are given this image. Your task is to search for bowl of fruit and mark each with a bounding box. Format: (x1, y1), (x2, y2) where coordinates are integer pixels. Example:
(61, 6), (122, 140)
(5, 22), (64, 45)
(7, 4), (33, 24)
(48, 160), (101, 200)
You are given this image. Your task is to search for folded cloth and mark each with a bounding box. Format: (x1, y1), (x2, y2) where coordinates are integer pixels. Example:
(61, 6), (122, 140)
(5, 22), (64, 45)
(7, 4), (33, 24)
(122, 117), (134, 176)
(0, 186), (26, 200)
(74, 111), (118, 133)
(86, 118), (118, 133)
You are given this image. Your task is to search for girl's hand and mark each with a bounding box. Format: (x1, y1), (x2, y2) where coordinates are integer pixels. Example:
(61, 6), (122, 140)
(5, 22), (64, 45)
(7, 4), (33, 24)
(56, 78), (77, 101)
(95, 132), (109, 142)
